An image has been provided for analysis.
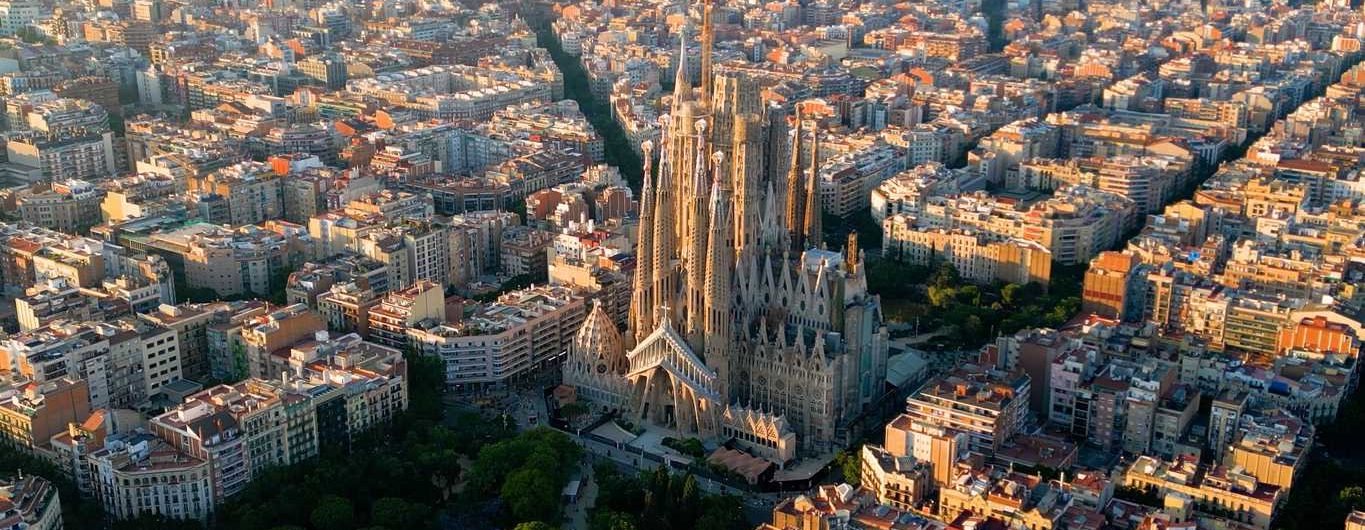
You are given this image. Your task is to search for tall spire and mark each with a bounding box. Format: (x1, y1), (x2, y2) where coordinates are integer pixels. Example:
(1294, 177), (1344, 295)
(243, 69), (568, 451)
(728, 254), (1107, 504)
(703, 149), (733, 400)
(652, 115), (678, 328)
(699, 0), (715, 103)
(803, 116), (822, 249)
(845, 232), (859, 271)
(785, 105), (805, 250)
(629, 140), (656, 344)
(671, 5), (693, 111)
(684, 117), (711, 352)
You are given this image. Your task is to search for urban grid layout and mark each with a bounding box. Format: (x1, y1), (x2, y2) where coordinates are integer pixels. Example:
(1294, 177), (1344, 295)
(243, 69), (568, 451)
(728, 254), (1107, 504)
(0, 0), (1360, 528)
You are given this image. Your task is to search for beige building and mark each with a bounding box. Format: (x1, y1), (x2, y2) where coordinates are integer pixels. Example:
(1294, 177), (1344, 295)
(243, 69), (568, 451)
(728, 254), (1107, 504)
(1226, 408), (1312, 491)
(882, 219), (1053, 287)
(15, 277), (100, 332)
(0, 473), (63, 530)
(367, 279), (446, 349)
(410, 285), (583, 389)
(0, 378), (91, 450)
(903, 366), (1030, 455)
(15, 179), (102, 234)
(139, 303), (221, 383)
(938, 465), (1074, 529)
(883, 414), (969, 488)
(150, 334), (406, 508)
(5, 131), (117, 183)
(88, 434), (213, 521)
(317, 282), (381, 339)
(150, 223), (310, 299)
(188, 162), (284, 226)
(1123, 455), (1280, 530)
(238, 303), (326, 380)
(859, 443), (933, 512)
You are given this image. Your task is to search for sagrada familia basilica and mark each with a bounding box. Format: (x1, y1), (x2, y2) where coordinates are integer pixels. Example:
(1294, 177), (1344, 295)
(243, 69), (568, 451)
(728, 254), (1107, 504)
(563, 0), (889, 461)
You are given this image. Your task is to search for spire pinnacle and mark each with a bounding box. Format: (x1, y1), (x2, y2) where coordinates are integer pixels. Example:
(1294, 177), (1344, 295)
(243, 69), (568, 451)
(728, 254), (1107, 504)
(671, 13), (693, 109)
(699, 0), (715, 102)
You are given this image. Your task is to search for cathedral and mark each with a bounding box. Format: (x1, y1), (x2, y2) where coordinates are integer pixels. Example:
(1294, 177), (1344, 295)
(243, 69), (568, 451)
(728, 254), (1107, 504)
(562, 3), (889, 459)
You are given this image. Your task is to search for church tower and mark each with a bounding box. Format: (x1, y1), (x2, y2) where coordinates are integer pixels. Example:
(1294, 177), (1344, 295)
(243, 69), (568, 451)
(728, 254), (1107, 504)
(629, 140), (656, 344)
(703, 151), (734, 401)
(802, 116), (823, 248)
(785, 107), (806, 250)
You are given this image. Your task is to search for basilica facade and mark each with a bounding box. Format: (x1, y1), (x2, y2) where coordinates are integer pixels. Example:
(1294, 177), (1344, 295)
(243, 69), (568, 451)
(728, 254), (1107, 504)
(563, 6), (889, 458)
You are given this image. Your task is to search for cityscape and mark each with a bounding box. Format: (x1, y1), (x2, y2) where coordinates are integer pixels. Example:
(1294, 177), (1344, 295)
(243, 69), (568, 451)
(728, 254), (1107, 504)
(0, 0), (1358, 528)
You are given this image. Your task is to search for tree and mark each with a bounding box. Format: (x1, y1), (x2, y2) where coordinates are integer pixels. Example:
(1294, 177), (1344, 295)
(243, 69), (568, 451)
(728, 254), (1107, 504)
(514, 523), (558, 530)
(371, 497), (428, 530)
(1001, 283), (1022, 306)
(931, 261), (961, 288)
(1341, 486), (1365, 510)
(927, 285), (957, 308)
(590, 511), (638, 530)
(694, 496), (746, 530)
(834, 449), (861, 487)
(560, 401), (590, 419)
(957, 285), (982, 306)
(502, 467), (561, 523)
(310, 495), (356, 530)
(961, 315), (985, 341)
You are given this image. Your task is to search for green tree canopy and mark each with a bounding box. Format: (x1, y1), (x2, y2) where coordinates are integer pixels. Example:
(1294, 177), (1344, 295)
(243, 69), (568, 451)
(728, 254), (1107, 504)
(310, 495), (356, 530)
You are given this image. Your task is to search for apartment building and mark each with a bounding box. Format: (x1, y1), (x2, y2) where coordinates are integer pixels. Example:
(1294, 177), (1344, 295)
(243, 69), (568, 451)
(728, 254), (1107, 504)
(317, 282), (381, 339)
(0, 378), (90, 450)
(87, 433), (213, 521)
(0, 473), (63, 530)
(15, 277), (100, 332)
(14, 179), (102, 234)
(140, 303), (222, 384)
(1, 320), (180, 411)
(149, 223), (310, 299)
(366, 280), (445, 349)
(153, 336), (406, 494)
(4, 131), (118, 183)
(938, 465), (1077, 530)
(902, 366), (1030, 455)
(1123, 455), (1279, 529)
(407, 285), (584, 389)
(238, 303), (326, 380)
(187, 162), (285, 226)
(882, 219), (1053, 287)
(1226, 408), (1312, 491)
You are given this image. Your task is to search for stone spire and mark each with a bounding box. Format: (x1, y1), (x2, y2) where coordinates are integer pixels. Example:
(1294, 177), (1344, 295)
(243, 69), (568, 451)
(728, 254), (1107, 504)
(575, 300), (626, 375)
(699, 0), (715, 103)
(671, 17), (692, 111)
(845, 232), (859, 271)
(703, 149), (733, 401)
(683, 118), (711, 352)
(652, 115), (678, 328)
(802, 117), (822, 249)
(629, 140), (656, 344)
(785, 106), (805, 250)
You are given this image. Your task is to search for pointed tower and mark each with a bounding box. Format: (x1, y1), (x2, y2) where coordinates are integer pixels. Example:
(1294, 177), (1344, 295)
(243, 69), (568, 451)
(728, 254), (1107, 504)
(652, 116), (679, 328)
(670, 21), (692, 113)
(699, 0), (715, 103)
(565, 299), (628, 407)
(845, 232), (859, 272)
(683, 118), (711, 352)
(785, 107), (806, 250)
(802, 118), (823, 249)
(703, 150), (734, 402)
(629, 140), (656, 344)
